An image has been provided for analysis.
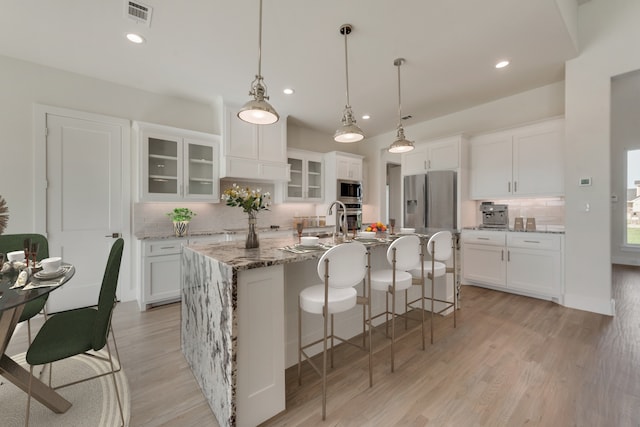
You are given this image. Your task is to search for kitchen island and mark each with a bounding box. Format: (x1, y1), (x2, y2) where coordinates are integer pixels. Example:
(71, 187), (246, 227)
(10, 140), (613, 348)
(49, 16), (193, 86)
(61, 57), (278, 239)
(181, 231), (455, 427)
(181, 236), (390, 427)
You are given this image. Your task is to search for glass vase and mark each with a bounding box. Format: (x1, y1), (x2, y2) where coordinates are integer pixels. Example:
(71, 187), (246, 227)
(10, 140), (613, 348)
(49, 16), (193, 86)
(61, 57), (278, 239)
(246, 213), (259, 249)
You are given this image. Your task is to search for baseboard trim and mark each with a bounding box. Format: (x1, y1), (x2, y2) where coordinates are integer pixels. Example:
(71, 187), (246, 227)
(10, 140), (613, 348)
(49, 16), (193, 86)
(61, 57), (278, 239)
(563, 293), (615, 316)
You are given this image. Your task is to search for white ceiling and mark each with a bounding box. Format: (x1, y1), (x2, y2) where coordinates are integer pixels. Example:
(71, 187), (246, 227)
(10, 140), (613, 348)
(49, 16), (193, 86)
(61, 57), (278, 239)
(0, 0), (583, 138)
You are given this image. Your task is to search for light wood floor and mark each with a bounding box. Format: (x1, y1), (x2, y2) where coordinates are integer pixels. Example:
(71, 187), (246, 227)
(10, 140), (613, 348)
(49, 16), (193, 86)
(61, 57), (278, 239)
(8, 265), (640, 426)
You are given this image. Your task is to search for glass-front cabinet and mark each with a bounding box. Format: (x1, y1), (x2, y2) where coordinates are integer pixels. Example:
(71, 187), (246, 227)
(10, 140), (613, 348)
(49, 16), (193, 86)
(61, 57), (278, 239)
(136, 122), (220, 202)
(285, 149), (323, 202)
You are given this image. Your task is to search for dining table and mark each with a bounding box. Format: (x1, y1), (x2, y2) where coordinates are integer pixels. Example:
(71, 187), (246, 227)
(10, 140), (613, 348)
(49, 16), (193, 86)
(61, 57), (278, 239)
(0, 262), (76, 413)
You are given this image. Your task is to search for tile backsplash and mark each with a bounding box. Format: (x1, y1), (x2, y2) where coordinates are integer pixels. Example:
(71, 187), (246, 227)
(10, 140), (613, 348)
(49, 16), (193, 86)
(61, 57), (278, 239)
(475, 197), (565, 228)
(134, 181), (321, 237)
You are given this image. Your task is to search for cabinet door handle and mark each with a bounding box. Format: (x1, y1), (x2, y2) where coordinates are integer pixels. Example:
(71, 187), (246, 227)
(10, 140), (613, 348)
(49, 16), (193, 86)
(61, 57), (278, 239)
(428, 159), (431, 169)
(508, 182), (511, 192)
(424, 160), (427, 170)
(507, 250), (511, 262)
(514, 181), (518, 192)
(501, 249), (504, 261)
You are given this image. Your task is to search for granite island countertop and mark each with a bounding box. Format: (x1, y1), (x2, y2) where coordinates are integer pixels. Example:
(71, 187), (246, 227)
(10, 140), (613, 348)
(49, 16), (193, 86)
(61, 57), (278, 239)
(185, 235), (390, 271)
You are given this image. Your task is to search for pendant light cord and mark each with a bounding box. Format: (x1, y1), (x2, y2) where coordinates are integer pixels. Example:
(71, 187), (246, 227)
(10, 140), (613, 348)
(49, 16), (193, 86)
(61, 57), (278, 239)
(257, 0), (263, 78)
(343, 27), (351, 108)
(395, 58), (405, 129)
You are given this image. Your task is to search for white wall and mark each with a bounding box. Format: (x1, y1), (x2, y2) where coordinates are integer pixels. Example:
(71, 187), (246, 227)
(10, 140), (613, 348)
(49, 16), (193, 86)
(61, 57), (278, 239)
(611, 70), (640, 266)
(0, 54), (220, 234)
(563, 0), (640, 315)
(355, 81), (566, 226)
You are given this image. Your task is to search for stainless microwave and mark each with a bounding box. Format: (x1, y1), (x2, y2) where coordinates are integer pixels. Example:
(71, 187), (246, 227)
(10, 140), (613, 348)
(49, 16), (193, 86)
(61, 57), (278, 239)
(337, 179), (362, 202)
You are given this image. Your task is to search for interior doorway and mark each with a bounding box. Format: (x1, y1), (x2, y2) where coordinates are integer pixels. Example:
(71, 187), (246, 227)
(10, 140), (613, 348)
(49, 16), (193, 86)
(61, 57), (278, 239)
(386, 163), (402, 230)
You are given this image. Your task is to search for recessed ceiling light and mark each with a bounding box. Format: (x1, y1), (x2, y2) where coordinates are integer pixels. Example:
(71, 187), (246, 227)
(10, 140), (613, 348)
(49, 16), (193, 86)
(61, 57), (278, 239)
(362, 114), (370, 120)
(495, 60), (510, 69)
(126, 33), (145, 44)
(283, 88), (295, 95)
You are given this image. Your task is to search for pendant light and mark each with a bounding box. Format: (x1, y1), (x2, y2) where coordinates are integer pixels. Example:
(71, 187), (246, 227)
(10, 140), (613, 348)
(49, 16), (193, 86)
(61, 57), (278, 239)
(238, 0), (279, 125)
(334, 24), (365, 143)
(388, 58), (414, 153)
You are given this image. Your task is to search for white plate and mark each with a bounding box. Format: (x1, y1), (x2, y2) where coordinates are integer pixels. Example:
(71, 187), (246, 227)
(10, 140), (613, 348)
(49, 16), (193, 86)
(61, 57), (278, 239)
(34, 266), (67, 280)
(297, 244), (321, 249)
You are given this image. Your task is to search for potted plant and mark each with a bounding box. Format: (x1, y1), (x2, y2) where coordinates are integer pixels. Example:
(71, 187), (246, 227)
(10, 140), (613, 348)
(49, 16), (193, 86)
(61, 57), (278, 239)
(166, 208), (196, 237)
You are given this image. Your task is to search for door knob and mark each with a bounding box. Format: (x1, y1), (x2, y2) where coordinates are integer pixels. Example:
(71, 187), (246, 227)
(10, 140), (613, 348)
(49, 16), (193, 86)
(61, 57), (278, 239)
(105, 233), (121, 238)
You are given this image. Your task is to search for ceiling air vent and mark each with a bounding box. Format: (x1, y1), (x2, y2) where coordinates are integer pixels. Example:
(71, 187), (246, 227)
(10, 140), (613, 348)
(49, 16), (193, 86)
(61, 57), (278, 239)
(126, 1), (153, 27)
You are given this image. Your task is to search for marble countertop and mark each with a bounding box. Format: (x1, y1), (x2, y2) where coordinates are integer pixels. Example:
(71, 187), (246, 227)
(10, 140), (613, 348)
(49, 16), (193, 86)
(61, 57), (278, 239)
(136, 226), (335, 241)
(462, 226), (565, 234)
(184, 236), (391, 271)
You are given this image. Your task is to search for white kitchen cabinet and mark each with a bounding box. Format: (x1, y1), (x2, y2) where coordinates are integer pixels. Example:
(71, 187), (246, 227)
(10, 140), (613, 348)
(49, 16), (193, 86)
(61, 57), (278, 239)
(401, 136), (461, 175)
(470, 118), (564, 199)
(325, 151), (363, 181)
(506, 233), (562, 296)
(141, 235), (227, 309)
(221, 105), (289, 181)
(285, 149), (323, 202)
(460, 230), (507, 287)
(461, 230), (563, 300)
(142, 239), (184, 307)
(136, 122), (220, 202)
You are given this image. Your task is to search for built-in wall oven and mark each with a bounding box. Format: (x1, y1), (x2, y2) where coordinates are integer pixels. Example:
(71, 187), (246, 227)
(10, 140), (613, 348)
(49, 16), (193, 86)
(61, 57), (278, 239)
(337, 179), (363, 232)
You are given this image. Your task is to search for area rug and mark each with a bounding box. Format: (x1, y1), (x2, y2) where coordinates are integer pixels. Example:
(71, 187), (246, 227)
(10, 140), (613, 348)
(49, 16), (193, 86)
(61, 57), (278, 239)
(0, 350), (131, 427)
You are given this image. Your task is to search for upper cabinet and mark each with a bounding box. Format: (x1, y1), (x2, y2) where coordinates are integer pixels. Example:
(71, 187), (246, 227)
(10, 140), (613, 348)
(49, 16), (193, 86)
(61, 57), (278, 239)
(285, 149), (323, 202)
(470, 118), (565, 199)
(401, 136), (460, 175)
(325, 151), (363, 181)
(135, 122), (220, 202)
(221, 105), (289, 181)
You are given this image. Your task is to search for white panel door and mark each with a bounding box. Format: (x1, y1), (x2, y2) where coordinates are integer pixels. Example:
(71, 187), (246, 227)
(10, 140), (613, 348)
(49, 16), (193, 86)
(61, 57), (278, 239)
(45, 114), (123, 313)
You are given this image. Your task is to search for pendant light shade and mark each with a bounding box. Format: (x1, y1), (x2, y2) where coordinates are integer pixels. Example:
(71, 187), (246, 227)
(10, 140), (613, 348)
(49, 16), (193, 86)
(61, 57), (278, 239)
(238, 0), (279, 125)
(388, 58), (414, 153)
(334, 24), (364, 143)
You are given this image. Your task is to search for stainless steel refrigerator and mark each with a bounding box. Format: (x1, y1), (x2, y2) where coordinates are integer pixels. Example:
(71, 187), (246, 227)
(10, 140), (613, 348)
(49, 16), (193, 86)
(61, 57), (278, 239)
(403, 170), (457, 230)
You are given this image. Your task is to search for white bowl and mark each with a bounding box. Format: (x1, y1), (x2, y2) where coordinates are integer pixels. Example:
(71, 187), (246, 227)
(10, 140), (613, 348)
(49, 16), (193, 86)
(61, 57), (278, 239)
(300, 236), (319, 247)
(7, 250), (25, 262)
(358, 231), (376, 239)
(399, 227), (415, 234)
(41, 256), (62, 273)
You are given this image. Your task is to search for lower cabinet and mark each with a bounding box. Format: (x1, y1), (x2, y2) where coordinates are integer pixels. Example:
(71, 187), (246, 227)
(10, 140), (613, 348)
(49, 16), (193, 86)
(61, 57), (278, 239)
(143, 239), (184, 307)
(461, 230), (564, 300)
(141, 235), (227, 309)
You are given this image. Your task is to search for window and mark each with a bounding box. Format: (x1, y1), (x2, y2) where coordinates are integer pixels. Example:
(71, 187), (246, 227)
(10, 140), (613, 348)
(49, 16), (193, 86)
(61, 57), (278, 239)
(626, 149), (640, 245)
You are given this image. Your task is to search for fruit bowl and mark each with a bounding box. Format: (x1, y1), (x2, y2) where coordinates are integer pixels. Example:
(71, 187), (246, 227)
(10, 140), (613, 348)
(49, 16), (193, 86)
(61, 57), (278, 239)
(364, 221), (387, 233)
(357, 231), (376, 239)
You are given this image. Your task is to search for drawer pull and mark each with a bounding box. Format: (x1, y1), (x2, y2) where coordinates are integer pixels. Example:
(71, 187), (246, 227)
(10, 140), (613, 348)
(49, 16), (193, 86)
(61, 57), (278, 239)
(477, 237), (490, 240)
(523, 240), (540, 243)
(160, 246), (176, 250)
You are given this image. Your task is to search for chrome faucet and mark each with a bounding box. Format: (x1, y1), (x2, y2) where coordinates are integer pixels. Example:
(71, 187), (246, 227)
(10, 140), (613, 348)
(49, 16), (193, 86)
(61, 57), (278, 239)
(327, 200), (348, 242)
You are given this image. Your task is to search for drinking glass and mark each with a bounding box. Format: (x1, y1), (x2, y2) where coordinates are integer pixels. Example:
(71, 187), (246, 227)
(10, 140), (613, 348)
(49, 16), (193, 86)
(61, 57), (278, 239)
(296, 222), (304, 244)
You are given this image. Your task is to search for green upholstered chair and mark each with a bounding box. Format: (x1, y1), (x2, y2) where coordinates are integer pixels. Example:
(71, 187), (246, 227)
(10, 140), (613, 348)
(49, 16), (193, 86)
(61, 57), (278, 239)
(0, 233), (50, 342)
(25, 238), (125, 427)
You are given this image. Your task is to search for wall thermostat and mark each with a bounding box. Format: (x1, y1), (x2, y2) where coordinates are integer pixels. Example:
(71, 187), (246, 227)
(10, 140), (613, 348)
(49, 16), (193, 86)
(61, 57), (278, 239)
(579, 177), (592, 186)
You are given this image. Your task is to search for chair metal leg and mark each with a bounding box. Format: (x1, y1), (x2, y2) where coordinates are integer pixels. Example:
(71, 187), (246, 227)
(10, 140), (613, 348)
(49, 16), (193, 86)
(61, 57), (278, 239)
(297, 299), (302, 386)
(25, 365), (33, 427)
(322, 305), (328, 420)
(106, 341), (125, 426)
(330, 314), (335, 369)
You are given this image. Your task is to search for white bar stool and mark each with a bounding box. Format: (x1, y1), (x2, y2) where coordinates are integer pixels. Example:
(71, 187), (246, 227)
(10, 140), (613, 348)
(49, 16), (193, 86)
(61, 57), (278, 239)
(297, 241), (372, 420)
(407, 230), (456, 346)
(369, 234), (422, 372)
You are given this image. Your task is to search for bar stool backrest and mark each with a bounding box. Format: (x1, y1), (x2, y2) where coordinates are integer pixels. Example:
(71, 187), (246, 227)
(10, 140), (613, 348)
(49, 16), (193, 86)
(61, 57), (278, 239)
(317, 242), (368, 288)
(386, 235), (421, 271)
(427, 231), (453, 261)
